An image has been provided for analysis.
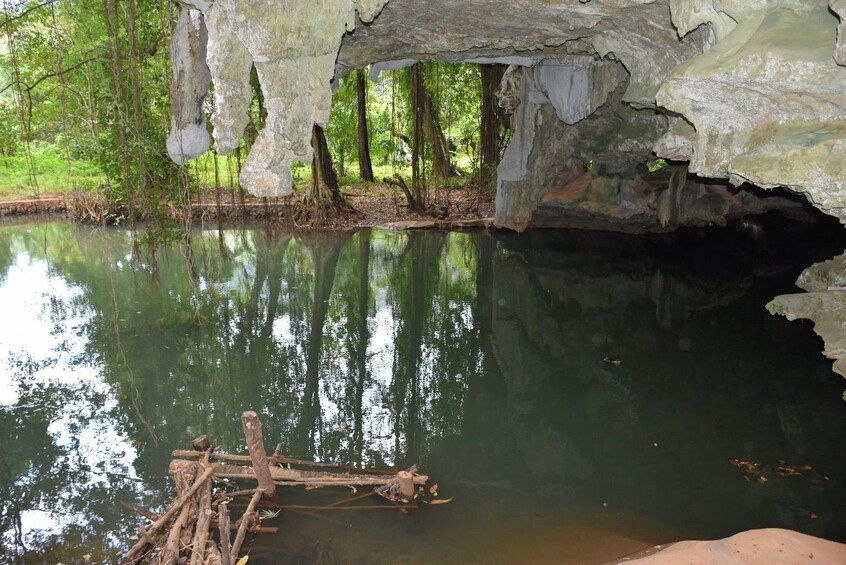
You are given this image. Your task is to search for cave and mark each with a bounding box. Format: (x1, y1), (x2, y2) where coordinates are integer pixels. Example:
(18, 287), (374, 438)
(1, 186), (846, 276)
(167, 0), (846, 389)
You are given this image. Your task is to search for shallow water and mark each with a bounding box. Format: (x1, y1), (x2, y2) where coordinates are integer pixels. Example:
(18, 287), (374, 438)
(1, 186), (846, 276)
(1, 219), (845, 563)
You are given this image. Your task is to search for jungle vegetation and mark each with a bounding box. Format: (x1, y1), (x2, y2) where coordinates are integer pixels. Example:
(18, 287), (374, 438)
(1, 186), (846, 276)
(0, 0), (510, 220)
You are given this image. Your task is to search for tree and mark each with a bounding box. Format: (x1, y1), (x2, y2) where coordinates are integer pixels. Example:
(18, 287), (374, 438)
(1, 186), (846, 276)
(480, 64), (507, 192)
(410, 63), (453, 183)
(356, 68), (374, 182)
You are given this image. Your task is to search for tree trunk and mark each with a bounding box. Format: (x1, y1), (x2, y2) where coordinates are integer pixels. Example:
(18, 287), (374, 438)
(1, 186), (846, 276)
(356, 69), (375, 182)
(102, 0), (134, 217)
(125, 0), (149, 211)
(410, 64), (425, 204)
(309, 124), (342, 205)
(480, 64), (506, 192)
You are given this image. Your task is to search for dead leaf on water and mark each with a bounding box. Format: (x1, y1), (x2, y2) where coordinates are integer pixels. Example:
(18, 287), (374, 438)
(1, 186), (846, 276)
(429, 483), (438, 495)
(235, 556), (249, 565)
(428, 497), (453, 505)
(602, 357), (621, 365)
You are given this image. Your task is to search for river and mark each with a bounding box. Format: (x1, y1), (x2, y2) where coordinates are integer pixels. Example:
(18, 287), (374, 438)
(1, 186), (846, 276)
(1, 218), (845, 563)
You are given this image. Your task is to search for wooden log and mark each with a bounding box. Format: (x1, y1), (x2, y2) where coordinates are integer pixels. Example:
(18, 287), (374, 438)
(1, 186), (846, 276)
(397, 470), (415, 500)
(162, 498), (193, 565)
(189, 464), (214, 565)
(191, 435), (211, 451)
(172, 449), (396, 476)
(210, 463), (428, 487)
(241, 411), (276, 497)
(124, 464), (217, 562)
(219, 502), (231, 565)
(230, 489), (263, 561)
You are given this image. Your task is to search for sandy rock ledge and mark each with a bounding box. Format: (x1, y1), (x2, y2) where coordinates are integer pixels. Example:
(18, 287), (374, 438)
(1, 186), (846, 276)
(617, 528), (846, 565)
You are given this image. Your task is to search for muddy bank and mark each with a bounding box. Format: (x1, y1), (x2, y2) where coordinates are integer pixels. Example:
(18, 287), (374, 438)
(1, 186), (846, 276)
(0, 186), (495, 230)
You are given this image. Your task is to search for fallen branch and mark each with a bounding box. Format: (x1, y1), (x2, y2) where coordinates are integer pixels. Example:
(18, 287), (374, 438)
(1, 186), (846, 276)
(230, 489), (264, 561)
(383, 176), (427, 215)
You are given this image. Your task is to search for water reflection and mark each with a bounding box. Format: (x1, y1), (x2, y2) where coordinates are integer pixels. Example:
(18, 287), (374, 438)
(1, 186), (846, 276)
(0, 221), (845, 562)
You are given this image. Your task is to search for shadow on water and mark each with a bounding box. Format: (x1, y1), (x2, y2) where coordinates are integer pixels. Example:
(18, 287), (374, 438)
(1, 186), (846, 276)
(0, 216), (845, 563)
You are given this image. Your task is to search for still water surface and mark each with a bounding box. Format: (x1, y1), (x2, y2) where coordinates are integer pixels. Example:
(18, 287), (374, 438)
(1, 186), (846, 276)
(1, 220), (846, 563)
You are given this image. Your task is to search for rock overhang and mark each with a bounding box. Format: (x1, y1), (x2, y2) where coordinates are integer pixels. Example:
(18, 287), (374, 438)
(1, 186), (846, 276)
(167, 0), (846, 228)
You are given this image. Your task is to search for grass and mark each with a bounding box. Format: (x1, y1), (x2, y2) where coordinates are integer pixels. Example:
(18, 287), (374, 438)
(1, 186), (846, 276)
(0, 144), (481, 203)
(0, 143), (105, 201)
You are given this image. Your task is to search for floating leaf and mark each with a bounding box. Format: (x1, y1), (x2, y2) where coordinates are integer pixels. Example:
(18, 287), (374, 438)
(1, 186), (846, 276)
(810, 513), (819, 520)
(429, 483), (439, 495)
(236, 556), (249, 565)
(602, 357), (621, 365)
(428, 497), (453, 505)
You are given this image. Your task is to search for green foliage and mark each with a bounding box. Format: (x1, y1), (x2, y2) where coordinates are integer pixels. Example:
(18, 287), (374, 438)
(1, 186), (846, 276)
(647, 158), (668, 173)
(1, 1), (500, 209)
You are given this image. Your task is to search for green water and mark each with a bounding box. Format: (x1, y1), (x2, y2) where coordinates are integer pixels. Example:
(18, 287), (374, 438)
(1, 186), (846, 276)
(1, 220), (846, 563)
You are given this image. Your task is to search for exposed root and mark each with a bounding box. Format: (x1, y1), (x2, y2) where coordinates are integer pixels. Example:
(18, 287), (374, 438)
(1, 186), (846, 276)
(293, 198), (359, 229)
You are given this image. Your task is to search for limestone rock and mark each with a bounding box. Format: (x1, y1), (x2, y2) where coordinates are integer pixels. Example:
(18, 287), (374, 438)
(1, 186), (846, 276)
(167, 6), (211, 165)
(834, 0), (846, 65)
(658, 3), (846, 221)
(769, 253), (846, 378)
(183, 0), (389, 197)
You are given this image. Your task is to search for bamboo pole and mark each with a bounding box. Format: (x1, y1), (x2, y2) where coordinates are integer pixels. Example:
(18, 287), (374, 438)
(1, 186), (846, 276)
(124, 464), (217, 562)
(241, 411), (275, 497)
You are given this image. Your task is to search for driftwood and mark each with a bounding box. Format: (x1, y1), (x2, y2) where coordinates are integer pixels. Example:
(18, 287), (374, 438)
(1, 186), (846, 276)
(189, 455), (215, 565)
(218, 503), (231, 565)
(171, 449), (396, 476)
(124, 463), (217, 563)
(124, 411), (430, 564)
(209, 462), (427, 487)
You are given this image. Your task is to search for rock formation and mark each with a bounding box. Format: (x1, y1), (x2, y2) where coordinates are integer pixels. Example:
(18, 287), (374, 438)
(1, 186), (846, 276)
(168, 0), (846, 232)
(768, 254), (846, 385)
(168, 0), (389, 196)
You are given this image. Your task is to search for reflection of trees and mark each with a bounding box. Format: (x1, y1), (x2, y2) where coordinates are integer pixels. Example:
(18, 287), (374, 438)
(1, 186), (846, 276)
(389, 232), (446, 464)
(0, 372), (141, 562)
(5, 220), (845, 554)
(291, 233), (350, 458)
